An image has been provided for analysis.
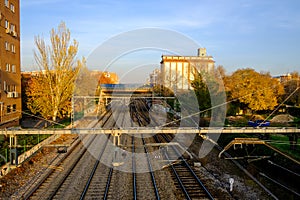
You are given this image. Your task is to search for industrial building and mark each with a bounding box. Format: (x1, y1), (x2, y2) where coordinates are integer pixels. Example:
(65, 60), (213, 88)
(160, 48), (215, 90)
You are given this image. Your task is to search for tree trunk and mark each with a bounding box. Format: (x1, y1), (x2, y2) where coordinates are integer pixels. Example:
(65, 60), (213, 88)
(52, 109), (58, 122)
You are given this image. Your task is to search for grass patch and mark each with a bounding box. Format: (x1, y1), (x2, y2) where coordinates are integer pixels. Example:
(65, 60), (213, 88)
(0, 134), (52, 165)
(48, 118), (71, 128)
(268, 134), (300, 161)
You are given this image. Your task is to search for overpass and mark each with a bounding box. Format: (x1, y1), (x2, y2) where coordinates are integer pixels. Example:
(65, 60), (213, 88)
(100, 84), (153, 98)
(2, 127), (300, 135)
(2, 127), (299, 166)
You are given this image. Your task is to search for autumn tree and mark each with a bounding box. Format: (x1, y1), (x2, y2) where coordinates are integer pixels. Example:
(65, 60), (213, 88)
(225, 68), (284, 112)
(191, 72), (211, 116)
(282, 72), (300, 107)
(26, 22), (84, 121)
(215, 65), (226, 81)
(191, 69), (226, 120)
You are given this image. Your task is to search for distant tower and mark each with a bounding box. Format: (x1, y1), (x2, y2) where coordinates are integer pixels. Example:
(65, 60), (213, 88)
(198, 48), (207, 57)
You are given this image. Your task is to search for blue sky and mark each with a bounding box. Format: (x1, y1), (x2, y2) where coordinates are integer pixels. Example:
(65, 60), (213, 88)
(21, 0), (300, 82)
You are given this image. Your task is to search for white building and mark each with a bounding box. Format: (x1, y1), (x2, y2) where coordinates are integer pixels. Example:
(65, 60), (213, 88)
(160, 48), (215, 90)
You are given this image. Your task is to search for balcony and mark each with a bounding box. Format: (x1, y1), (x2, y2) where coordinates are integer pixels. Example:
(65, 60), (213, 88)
(7, 92), (18, 98)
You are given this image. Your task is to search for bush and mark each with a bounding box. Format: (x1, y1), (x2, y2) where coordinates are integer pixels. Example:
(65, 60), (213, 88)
(287, 107), (300, 118)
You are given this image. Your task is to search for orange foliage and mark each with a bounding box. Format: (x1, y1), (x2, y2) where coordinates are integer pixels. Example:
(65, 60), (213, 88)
(98, 71), (119, 84)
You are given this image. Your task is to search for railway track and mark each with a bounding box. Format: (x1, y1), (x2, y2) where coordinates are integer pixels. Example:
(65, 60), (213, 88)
(131, 136), (161, 200)
(79, 134), (113, 199)
(25, 134), (96, 199)
(78, 102), (129, 199)
(19, 98), (231, 199)
(129, 98), (210, 199)
(129, 98), (215, 199)
(155, 134), (215, 200)
(23, 108), (117, 199)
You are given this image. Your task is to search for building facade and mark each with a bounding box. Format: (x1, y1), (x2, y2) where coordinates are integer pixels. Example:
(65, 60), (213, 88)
(0, 0), (21, 127)
(149, 68), (160, 86)
(160, 48), (215, 90)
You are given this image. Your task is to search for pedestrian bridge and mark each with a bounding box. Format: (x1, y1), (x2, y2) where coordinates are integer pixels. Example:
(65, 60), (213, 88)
(100, 84), (153, 97)
(2, 127), (300, 135)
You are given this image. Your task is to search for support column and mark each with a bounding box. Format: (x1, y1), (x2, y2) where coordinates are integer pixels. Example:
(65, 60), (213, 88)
(112, 130), (121, 147)
(117, 134), (121, 146)
(83, 97), (87, 116)
(113, 134), (116, 146)
(9, 134), (18, 165)
(71, 95), (74, 129)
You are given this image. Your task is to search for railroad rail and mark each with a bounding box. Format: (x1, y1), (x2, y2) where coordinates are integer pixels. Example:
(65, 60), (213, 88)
(6, 97), (294, 199)
(24, 135), (95, 199)
(141, 136), (161, 200)
(156, 134), (215, 199)
(22, 108), (117, 199)
(132, 136), (137, 200)
(79, 135), (112, 200)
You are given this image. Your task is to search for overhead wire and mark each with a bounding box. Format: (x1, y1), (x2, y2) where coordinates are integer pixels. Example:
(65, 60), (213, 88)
(12, 109), (68, 128)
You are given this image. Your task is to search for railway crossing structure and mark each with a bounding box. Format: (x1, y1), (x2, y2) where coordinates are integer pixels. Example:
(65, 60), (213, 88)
(2, 126), (299, 165)
(2, 84), (300, 169)
(2, 126), (300, 135)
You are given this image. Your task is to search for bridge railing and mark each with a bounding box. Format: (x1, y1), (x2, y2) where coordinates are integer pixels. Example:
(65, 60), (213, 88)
(1, 127), (299, 135)
(100, 83), (153, 90)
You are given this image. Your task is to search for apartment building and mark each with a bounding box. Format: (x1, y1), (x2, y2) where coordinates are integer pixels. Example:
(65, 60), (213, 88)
(0, 0), (21, 127)
(160, 48), (215, 90)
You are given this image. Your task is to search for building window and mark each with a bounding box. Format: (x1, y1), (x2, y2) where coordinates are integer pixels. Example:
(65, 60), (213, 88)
(5, 41), (10, 51)
(11, 65), (16, 73)
(6, 63), (10, 71)
(5, 0), (9, 7)
(7, 105), (11, 114)
(10, 3), (15, 12)
(12, 104), (16, 112)
(11, 44), (15, 53)
(12, 85), (16, 92)
(3, 81), (6, 91)
(10, 23), (15, 32)
(5, 20), (9, 29)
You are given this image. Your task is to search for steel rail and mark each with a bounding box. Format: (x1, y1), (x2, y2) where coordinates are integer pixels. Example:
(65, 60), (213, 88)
(161, 134), (214, 200)
(104, 104), (126, 200)
(259, 172), (300, 197)
(79, 135), (111, 200)
(154, 135), (191, 200)
(132, 136), (137, 200)
(48, 135), (96, 199)
(23, 139), (81, 199)
(23, 111), (112, 199)
(133, 100), (160, 199)
(80, 105), (124, 199)
(141, 136), (161, 200)
(103, 167), (113, 200)
(24, 135), (94, 199)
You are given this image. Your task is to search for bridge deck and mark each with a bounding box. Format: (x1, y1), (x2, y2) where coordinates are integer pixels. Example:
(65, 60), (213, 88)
(2, 127), (300, 135)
